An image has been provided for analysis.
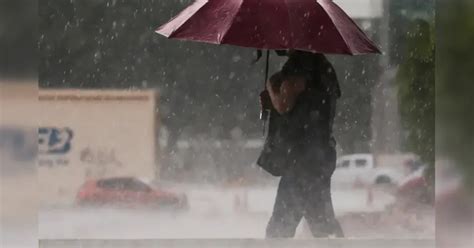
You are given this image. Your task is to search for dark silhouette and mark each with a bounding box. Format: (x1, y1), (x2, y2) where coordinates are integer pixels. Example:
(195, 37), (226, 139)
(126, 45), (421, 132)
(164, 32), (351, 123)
(258, 51), (344, 238)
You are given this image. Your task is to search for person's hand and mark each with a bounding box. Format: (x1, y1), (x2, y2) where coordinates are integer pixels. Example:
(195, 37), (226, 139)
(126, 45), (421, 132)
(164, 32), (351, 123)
(259, 90), (273, 111)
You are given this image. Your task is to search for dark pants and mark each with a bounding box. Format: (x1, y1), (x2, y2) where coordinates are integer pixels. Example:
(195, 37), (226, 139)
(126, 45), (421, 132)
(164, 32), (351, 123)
(266, 168), (344, 238)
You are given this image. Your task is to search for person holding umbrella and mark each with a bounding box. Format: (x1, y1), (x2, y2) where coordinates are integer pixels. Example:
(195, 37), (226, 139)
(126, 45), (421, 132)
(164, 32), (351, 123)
(258, 50), (343, 238)
(156, 0), (380, 238)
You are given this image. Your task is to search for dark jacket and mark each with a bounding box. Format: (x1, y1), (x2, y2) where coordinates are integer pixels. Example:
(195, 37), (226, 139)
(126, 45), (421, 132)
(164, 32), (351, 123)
(257, 51), (340, 177)
(257, 89), (338, 177)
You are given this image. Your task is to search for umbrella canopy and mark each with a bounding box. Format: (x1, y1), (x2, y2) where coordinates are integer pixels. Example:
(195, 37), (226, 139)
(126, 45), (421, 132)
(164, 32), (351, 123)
(156, 0), (380, 55)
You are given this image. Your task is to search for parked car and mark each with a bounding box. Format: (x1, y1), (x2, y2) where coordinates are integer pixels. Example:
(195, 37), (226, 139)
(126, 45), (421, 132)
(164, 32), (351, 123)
(332, 153), (412, 187)
(76, 177), (188, 210)
(396, 166), (432, 205)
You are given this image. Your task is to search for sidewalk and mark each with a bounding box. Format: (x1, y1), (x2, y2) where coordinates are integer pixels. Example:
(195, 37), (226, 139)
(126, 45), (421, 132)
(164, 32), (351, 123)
(40, 238), (435, 248)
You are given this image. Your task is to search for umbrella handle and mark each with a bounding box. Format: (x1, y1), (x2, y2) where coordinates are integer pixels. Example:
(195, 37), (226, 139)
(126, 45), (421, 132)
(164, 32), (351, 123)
(264, 50), (270, 86)
(260, 50), (270, 120)
(260, 50), (270, 135)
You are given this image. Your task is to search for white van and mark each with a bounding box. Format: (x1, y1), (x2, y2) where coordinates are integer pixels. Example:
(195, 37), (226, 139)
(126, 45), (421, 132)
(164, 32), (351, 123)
(332, 153), (414, 187)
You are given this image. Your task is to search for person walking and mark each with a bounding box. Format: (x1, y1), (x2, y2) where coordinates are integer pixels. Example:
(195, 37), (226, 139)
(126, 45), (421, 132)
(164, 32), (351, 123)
(258, 51), (344, 238)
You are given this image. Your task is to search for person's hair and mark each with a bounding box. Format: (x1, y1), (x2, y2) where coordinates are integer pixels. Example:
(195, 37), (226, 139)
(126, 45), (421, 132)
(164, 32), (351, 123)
(282, 51), (341, 98)
(268, 71), (284, 93)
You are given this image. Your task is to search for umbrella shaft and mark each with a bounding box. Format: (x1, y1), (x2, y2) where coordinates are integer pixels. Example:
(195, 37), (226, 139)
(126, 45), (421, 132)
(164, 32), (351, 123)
(264, 50), (270, 87)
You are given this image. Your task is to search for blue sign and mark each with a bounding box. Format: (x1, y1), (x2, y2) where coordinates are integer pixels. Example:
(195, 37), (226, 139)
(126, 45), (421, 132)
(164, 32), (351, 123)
(38, 127), (74, 155)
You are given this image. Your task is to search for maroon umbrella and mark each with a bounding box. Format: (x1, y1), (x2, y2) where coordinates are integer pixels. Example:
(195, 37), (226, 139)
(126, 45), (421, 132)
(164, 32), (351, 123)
(156, 0), (380, 55)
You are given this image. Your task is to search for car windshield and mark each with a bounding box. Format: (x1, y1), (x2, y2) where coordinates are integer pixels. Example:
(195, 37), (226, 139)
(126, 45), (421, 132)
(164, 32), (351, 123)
(97, 178), (152, 192)
(355, 159), (367, 168)
(337, 160), (350, 168)
(127, 179), (152, 192)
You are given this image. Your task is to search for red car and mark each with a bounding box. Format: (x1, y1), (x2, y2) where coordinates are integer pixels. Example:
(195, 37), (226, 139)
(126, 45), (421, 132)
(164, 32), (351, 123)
(76, 177), (188, 210)
(396, 167), (432, 206)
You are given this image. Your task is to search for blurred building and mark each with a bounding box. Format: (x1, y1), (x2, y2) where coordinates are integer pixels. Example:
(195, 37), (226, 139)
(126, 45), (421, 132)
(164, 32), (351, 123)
(36, 89), (159, 206)
(0, 82), (37, 227)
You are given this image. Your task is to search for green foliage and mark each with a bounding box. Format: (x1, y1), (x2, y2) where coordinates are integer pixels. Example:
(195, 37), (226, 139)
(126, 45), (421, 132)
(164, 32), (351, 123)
(389, 0), (435, 65)
(437, 0), (474, 188)
(397, 19), (435, 167)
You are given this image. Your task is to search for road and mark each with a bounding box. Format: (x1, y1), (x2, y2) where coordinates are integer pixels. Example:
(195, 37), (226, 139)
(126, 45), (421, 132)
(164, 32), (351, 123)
(38, 186), (419, 239)
(2, 185), (435, 248)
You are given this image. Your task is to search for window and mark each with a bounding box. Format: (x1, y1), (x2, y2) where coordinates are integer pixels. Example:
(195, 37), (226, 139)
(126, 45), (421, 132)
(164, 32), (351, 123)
(337, 160), (350, 168)
(355, 159), (367, 168)
(126, 179), (152, 192)
(97, 178), (151, 192)
(97, 178), (127, 190)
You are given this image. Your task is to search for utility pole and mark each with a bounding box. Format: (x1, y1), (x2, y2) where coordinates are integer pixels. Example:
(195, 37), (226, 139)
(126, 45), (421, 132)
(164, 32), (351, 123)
(371, 0), (401, 159)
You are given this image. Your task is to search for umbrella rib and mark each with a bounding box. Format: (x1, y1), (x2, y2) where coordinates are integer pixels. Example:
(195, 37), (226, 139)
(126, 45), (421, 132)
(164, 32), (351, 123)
(161, 0), (209, 38)
(326, 1), (381, 54)
(219, 0), (245, 44)
(317, 2), (352, 54)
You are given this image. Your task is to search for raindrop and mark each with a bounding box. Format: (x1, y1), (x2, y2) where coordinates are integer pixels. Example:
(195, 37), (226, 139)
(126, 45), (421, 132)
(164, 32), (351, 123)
(232, 55), (241, 62)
